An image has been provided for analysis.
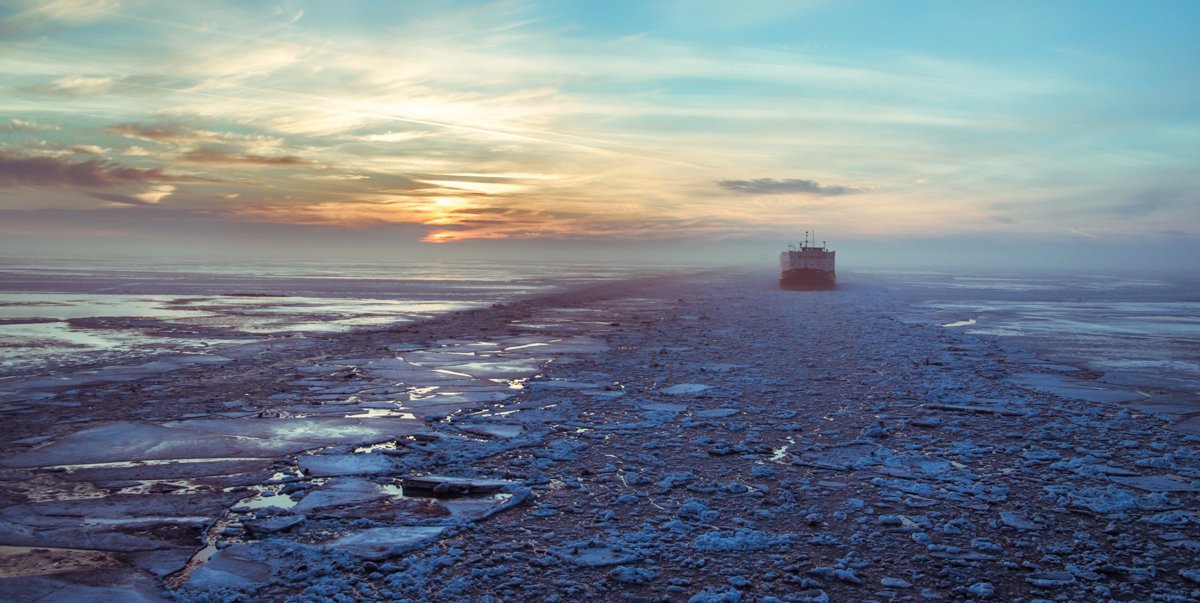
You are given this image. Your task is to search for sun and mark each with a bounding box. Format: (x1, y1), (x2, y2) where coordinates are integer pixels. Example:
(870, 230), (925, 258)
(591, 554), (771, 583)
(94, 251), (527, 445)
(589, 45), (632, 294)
(423, 231), (455, 243)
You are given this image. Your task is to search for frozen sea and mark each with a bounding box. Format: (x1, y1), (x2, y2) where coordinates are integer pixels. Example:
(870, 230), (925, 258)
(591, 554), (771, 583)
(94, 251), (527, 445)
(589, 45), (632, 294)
(867, 269), (1200, 397)
(0, 257), (656, 379)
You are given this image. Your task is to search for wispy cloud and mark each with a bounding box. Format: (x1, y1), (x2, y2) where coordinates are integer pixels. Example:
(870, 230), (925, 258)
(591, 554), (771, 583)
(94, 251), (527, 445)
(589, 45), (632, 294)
(104, 123), (197, 142)
(0, 151), (214, 187)
(25, 75), (127, 96)
(356, 131), (435, 143)
(105, 123), (285, 152)
(2, 2), (1197, 248)
(717, 178), (863, 196)
(89, 184), (176, 206)
(0, 0), (118, 36)
(0, 118), (61, 133)
(179, 146), (309, 166)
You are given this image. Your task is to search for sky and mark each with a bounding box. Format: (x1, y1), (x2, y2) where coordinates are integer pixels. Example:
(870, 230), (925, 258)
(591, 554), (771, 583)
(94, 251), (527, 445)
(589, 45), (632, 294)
(0, 0), (1197, 269)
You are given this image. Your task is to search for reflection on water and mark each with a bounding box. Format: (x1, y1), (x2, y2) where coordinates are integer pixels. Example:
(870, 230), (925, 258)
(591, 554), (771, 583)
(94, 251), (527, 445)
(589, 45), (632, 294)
(345, 409), (418, 419)
(873, 270), (1200, 394)
(940, 318), (977, 328)
(0, 293), (471, 374)
(236, 493), (298, 510)
(0, 294), (211, 320)
(0, 259), (662, 377)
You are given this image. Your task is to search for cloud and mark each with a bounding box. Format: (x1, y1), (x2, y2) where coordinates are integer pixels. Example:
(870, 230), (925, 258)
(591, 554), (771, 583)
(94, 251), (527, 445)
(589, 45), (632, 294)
(717, 178), (861, 196)
(89, 186), (174, 206)
(178, 146), (309, 166)
(0, 0), (118, 36)
(0, 151), (215, 187)
(4, 2), (1193, 250)
(229, 191), (751, 244)
(26, 75), (127, 96)
(0, 118), (60, 133)
(299, 173), (370, 181)
(358, 131), (435, 143)
(132, 184), (177, 204)
(419, 212), (751, 243)
(105, 123), (285, 152)
(8, 139), (108, 156)
(105, 123), (196, 142)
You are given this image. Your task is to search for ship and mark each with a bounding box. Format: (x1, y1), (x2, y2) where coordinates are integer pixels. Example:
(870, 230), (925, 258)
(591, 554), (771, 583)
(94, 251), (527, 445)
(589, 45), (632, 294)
(780, 232), (835, 290)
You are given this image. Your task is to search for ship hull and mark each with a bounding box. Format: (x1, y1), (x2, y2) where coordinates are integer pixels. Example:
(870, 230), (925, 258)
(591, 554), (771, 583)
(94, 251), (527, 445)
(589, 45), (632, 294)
(779, 268), (836, 291)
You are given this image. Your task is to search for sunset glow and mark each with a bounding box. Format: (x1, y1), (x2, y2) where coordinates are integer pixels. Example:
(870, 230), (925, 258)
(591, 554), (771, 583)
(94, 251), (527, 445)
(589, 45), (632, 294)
(1, 1), (1197, 265)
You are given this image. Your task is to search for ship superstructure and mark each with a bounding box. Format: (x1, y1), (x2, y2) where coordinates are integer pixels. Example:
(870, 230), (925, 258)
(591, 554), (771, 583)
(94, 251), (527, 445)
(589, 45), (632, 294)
(779, 232), (835, 290)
